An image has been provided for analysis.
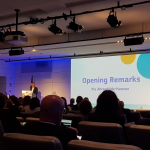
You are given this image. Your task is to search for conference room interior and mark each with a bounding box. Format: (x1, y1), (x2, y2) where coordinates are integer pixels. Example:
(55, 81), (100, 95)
(1, 0), (150, 150)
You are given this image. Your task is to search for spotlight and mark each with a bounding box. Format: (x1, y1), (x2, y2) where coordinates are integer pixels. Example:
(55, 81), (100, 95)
(48, 19), (63, 35)
(30, 18), (39, 25)
(63, 13), (68, 21)
(67, 16), (83, 33)
(0, 32), (4, 42)
(107, 9), (122, 28)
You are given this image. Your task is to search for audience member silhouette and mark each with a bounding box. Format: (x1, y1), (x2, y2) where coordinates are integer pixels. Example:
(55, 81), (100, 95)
(88, 90), (125, 127)
(23, 97), (40, 114)
(67, 98), (75, 110)
(18, 97), (23, 106)
(118, 101), (132, 123)
(20, 96), (31, 112)
(23, 95), (77, 150)
(6, 95), (20, 116)
(72, 96), (83, 110)
(23, 96), (31, 106)
(0, 93), (22, 133)
(30, 97), (40, 110)
(61, 97), (69, 114)
(79, 98), (92, 120)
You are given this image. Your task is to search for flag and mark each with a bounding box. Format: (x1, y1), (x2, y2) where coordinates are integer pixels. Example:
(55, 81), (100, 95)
(30, 75), (33, 90)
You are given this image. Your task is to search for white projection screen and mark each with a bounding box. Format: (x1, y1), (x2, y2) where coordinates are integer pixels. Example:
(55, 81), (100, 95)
(71, 53), (150, 110)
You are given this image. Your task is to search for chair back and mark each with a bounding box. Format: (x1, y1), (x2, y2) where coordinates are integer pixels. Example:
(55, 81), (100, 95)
(135, 118), (150, 125)
(25, 117), (39, 125)
(122, 114), (127, 123)
(16, 117), (24, 122)
(131, 112), (141, 122)
(67, 140), (141, 150)
(0, 120), (4, 150)
(78, 121), (125, 144)
(67, 110), (80, 115)
(130, 125), (150, 150)
(2, 133), (63, 150)
(0, 120), (4, 137)
(20, 112), (34, 120)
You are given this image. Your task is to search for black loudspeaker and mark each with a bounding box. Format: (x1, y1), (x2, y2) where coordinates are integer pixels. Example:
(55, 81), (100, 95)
(124, 37), (144, 46)
(9, 50), (24, 56)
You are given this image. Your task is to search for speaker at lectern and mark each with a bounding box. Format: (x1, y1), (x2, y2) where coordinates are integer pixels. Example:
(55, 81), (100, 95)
(22, 90), (32, 98)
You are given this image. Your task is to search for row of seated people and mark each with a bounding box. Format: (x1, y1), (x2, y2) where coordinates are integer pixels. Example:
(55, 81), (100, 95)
(63, 92), (133, 123)
(0, 91), (144, 123)
(0, 90), (150, 150)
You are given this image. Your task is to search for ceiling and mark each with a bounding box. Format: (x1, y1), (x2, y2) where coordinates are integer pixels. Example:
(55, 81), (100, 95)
(0, 0), (150, 36)
(0, 0), (150, 60)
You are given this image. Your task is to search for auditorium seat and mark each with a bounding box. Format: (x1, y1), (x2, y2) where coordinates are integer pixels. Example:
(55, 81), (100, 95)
(62, 114), (84, 128)
(122, 114), (127, 123)
(25, 117), (39, 125)
(67, 110), (80, 115)
(135, 118), (150, 125)
(67, 140), (141, 150)
(88, 113), (127, 124)
(2, 133), (63, 150)
(136, 110), (150, 118)
(88, 112), (95, 121)
(125, 122), (135, 139)
(0, 120), (4, 150)
(131, 112), (142, 122)
(20, 112), (34, 120)
(130, 125), (150, 150)
(78, 121), (125, 144)
(16, 117), (24, 122)
(32, 111), (40, 118)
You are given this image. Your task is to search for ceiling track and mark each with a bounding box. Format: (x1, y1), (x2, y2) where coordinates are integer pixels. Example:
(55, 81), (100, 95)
(4, 48), (150, 62)
(0, 31), (150, 51)
(0, 41), (117, 54)
(0, 1), (150, 28)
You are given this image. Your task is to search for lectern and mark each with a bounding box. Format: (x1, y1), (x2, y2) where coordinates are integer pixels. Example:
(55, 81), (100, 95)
(22, 90), (32, 98)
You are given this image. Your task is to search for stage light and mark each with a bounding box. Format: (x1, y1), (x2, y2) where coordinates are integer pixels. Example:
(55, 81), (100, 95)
(63, 13), (68, 21)
(124, 36), (144, 46)
(67, 16), (83, 33)
(9, 47), (24, 56)
(107, 9), (122, 28)
(48, 19), (63, 35)
(0, 32), (4, 42)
